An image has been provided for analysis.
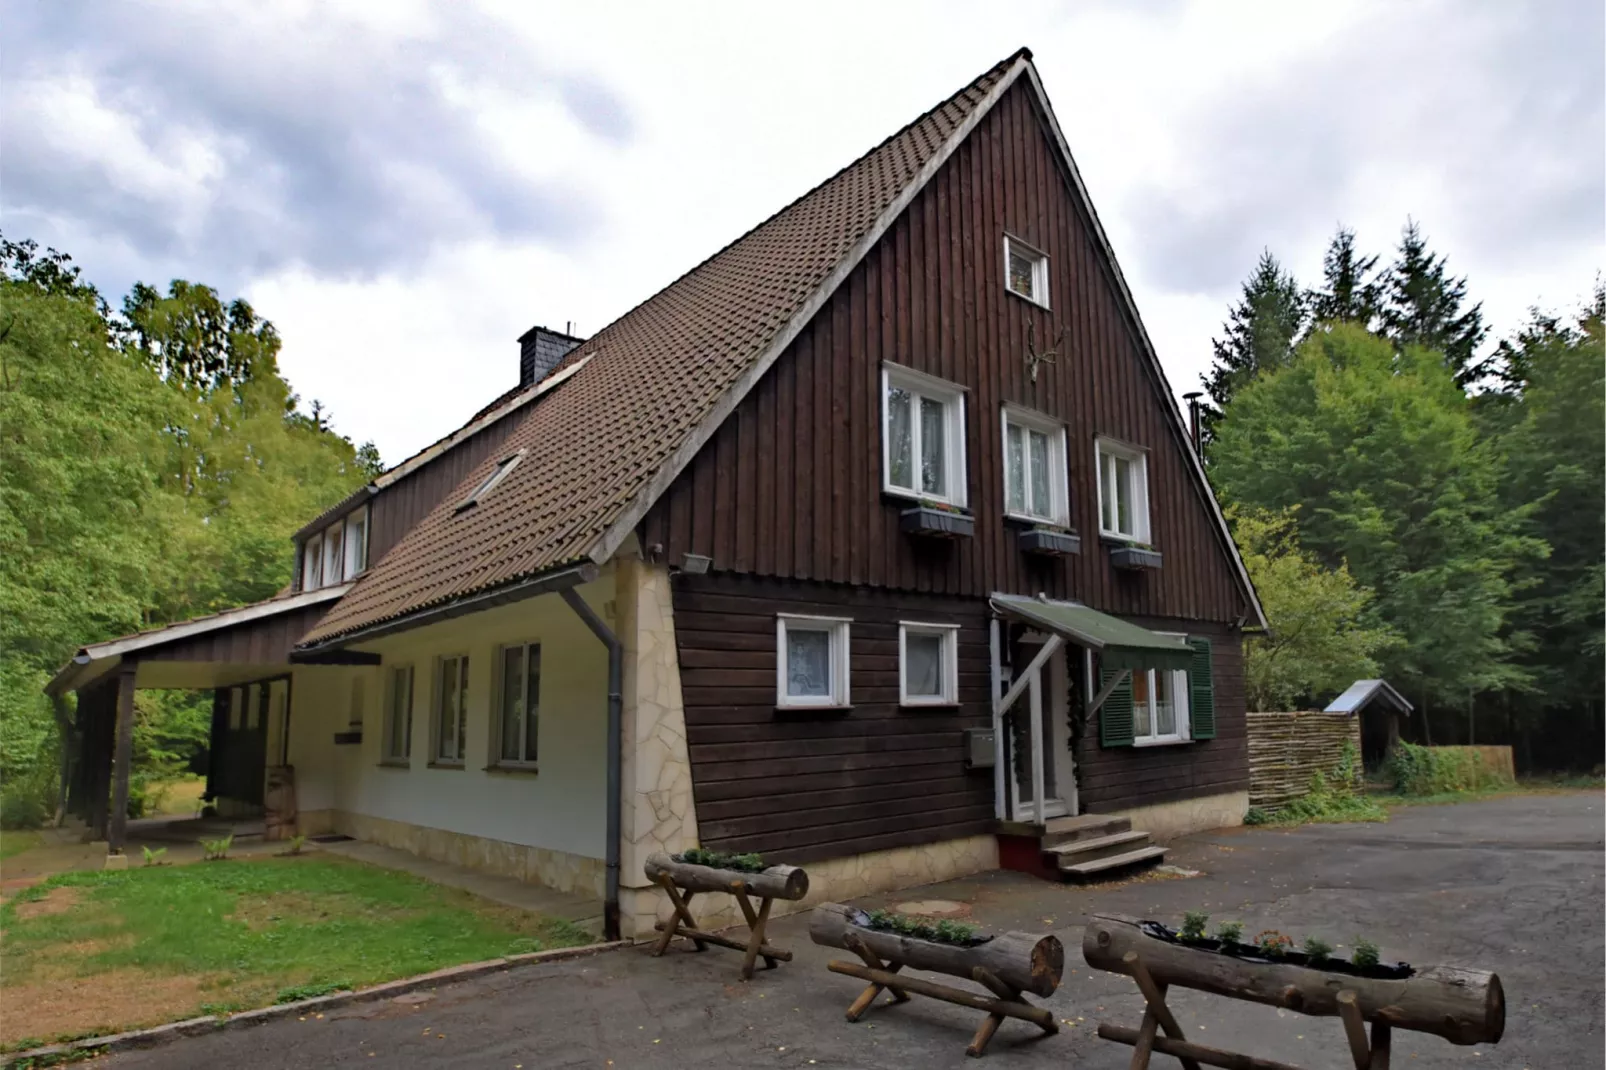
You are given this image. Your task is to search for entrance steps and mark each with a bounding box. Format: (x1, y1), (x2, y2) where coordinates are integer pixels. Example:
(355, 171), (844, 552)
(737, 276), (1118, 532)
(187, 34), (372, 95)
(997, 814), (1167, 881)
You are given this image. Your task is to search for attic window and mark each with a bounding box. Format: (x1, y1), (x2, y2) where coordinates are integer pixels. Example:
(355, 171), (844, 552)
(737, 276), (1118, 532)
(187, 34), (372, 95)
(456, 451), (525, 513)
(1004, 235), (1049, 307)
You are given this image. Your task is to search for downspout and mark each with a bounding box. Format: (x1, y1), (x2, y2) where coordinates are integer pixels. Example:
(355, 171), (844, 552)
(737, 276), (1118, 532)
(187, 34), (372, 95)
(561, 588), (622, 942)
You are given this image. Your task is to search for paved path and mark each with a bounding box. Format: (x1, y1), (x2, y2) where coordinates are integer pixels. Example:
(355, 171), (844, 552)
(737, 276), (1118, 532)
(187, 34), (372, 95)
(108, 792), (1603, 1069)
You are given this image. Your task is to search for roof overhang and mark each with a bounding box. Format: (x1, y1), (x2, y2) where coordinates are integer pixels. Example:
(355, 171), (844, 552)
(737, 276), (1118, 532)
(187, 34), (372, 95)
(990, 593), (1193, 673)
(45, 585), (350, 696)
(293, 562), (598, 656)
(1325, 679), (1413, 716)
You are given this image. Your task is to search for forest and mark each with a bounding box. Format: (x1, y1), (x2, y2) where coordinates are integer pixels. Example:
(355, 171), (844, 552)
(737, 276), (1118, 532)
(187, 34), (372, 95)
(0, 218), (1600, 828)
(0, 237), (378, 826)
(1206, 222), (1603, 770)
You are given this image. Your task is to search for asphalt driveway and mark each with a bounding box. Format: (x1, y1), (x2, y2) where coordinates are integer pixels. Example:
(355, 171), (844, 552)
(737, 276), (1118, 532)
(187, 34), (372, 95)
(107, 792), (1603, 1070)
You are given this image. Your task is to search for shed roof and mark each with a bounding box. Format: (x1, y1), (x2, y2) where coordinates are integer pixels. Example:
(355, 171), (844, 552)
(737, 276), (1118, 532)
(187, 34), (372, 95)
(1325, 679), (1414, 716)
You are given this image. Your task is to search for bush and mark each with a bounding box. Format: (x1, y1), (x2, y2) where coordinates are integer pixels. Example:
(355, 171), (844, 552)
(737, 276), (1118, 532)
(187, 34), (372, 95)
(1262, 742), (1388, 826)
(675, 847), (767, 873)
(1385, 742), (1513, 796)
(863, 908), (980, 946)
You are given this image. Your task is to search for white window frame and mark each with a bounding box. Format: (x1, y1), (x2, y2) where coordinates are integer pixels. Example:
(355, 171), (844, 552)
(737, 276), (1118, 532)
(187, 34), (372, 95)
(1095, 438), (1151, 543)
(1003, 234), (1050, 309)
(344, 505), (369, 579)
(457, 450), (525, 513)
(382, 664), (413, 764)
(322, 520), (346, 586)
(1000, 405), (1070, 525)
(492, 640), (541, 768)
(1132, 633), (1190, 746)
(776, 614), (851, 708)
(432, 653), (470, 765)
(304, 533), (323, 590)
(880, 363), (968, 507)
(898, 622), (960, 706)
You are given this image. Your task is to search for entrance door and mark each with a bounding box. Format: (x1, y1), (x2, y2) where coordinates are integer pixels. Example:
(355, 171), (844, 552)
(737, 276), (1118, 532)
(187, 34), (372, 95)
(1008, 639), (1076, 822)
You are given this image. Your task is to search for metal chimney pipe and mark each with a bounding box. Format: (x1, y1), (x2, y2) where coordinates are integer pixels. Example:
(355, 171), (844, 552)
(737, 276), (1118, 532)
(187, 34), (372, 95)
(1182, 392), (1203, 453)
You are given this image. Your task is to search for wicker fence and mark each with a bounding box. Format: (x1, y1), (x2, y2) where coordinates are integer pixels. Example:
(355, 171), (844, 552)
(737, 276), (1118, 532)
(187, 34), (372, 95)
(1247, 711), (1362, 810)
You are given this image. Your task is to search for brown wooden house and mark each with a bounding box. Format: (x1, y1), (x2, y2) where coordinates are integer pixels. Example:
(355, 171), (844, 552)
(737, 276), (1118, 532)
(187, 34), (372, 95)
(50, 48), (1263, 940)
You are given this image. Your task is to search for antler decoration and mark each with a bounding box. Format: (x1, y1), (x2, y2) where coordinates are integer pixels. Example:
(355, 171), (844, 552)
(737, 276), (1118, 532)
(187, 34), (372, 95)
(1025, 320), (1068, 383)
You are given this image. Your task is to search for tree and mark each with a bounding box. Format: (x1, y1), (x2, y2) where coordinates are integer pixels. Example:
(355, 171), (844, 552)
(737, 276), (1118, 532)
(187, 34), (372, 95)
(1379, 220), (1487, 389)
(1200, 250), (1306, 440)
(1232, 506), (1395, 712)
(1210, 324), (1543, 724)
(1307, 227), (1380, 329)
(122, 280), (280, 395)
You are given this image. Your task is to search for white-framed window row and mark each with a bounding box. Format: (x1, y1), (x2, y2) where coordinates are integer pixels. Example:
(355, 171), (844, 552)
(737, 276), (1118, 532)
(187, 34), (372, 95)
(1095, 438), (1151, 544)
(776, 615), (851, 709)
(493, 641), (541, 769)
(1131, 634), (1190, 746)
(1004, 234), (1050, 308)
(432, 653), (470, 766)
(300, 505), (370, 590)
(382, 664), (414, 766)
(899, 622), (960, 707)
(881, 364), (968, 508)
(1001, 406), (1070, 526)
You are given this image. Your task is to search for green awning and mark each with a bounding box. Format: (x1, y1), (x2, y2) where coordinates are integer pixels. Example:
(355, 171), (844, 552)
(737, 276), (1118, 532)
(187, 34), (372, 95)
(990, 593), (1194, 673)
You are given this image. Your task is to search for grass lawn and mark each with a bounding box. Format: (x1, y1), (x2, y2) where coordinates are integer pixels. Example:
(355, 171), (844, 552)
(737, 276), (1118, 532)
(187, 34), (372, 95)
(0, 855), (593, 1050)
(0, 830), (43, 865)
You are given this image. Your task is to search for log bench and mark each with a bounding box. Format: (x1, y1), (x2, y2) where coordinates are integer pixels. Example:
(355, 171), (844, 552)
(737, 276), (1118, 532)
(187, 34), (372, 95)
(644, 852), (809, 979)
(810, 901), (1064, 1057)
(1082, 913), (1505, 1070)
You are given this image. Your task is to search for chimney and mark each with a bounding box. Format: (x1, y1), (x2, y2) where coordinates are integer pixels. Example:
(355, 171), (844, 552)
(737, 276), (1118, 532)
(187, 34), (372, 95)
(518, 323), (584, 388)
(1182, 392), (1204, 454)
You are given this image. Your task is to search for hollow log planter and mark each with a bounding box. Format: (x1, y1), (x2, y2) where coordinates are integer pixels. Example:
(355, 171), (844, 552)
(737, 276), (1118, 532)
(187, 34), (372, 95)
(1083, 913), (1505, 1070)
(644, 852), (808, 979)
(810, 901), (1064, 1057)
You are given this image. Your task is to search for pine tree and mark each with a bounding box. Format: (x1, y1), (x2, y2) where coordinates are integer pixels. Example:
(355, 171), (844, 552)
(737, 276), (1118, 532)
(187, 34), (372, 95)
(1379, 220), (1487, 388)
(1308, 227), (1380, 328)
(1201, 250), (1305, 438)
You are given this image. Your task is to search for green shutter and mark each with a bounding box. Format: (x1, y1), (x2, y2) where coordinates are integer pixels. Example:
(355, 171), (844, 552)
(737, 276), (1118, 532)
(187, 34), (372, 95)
(1189, 637), (1216, 740)
(1099, 664), (1135, 748)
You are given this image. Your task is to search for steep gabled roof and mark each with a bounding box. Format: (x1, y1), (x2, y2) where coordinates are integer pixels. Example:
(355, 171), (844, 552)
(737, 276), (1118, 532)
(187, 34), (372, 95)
(302, 47), (1265, 648)
(300, 50), (1026, 645)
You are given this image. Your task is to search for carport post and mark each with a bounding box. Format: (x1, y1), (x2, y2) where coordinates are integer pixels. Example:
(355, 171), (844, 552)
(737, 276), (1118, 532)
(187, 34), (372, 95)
(560, 588), (622, 943)
(108, 663), (137, 854)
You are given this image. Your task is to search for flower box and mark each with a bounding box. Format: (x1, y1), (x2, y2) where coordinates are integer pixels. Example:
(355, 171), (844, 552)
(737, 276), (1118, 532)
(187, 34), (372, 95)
(1109, 544), (1162, 571)
(1019, 527), (1081, 556)
(900, 506), (975, 538)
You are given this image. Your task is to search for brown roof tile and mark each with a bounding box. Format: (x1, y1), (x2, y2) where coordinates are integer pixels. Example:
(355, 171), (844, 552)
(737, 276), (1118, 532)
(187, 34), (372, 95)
(301, 50), (1028, 645)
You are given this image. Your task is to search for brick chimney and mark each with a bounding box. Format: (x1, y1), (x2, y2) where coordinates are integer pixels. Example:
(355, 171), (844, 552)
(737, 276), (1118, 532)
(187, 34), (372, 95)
(518, 323), (584, 388)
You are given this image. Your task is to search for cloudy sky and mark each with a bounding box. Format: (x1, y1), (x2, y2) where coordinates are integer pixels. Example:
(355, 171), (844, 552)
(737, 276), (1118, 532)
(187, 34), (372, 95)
(5, 0), (1601, 463)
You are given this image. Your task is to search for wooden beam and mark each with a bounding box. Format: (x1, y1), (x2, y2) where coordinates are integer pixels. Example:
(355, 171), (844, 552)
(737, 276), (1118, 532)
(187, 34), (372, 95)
(1088, 668), (1131, 718)
(108, 665), (137, 853)
(993, 634), (1062, 717)
(292, 650), (382, 666)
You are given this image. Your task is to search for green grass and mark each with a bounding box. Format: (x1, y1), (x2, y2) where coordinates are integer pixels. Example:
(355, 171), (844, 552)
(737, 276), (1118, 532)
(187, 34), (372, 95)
(0, 829), (44, 864)
(0, 856), (593, 1049)
(1373, 773), (1605, 809)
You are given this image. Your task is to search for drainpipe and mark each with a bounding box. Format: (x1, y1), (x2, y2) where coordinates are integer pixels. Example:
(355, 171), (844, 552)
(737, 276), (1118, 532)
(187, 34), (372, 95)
(561, 588), (622, 941)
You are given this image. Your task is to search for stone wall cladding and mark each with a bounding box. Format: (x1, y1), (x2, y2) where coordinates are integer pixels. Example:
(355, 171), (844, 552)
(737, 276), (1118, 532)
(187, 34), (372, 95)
(328, 811), (605, 897)
(618, 833), (998, 940)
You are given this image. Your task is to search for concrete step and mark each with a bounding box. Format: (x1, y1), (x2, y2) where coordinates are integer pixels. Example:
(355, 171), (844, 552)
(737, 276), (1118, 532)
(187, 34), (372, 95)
(1041, 814), (1132, 847)
(1057, 844), (1168, 879)
(1044, 829), (1153, 864)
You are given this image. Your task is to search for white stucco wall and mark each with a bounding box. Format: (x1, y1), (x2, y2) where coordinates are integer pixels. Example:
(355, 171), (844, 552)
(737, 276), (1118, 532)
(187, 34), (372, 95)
(285, 574), (613, 864)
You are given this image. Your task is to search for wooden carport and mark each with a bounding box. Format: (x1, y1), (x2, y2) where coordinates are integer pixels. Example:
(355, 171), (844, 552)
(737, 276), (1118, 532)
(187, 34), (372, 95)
(44, 586), (366, 855)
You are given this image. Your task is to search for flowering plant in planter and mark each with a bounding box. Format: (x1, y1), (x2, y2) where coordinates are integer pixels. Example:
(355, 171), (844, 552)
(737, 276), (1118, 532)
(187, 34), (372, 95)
(673, 847), (769, 873)
(855, 907), (992, 948)
(1139, 915), (1412, 979)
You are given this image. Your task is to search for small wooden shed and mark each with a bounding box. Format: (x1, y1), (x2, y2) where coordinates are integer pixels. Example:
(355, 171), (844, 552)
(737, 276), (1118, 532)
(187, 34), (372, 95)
(1325, 679), (1414, 767)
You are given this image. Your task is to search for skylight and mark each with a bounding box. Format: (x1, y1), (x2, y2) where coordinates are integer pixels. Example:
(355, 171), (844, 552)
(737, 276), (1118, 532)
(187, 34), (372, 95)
(455, 450), (525, 513)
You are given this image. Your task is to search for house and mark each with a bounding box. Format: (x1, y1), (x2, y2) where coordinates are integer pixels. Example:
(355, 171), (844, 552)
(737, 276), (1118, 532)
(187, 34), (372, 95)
(48, 48), (1265, 941)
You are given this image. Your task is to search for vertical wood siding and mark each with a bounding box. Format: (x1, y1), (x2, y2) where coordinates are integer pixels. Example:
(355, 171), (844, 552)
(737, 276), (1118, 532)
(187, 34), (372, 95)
(674, 572), (995, 862)
(642, 81), (1248, 624)
(366, 418), (521, 566)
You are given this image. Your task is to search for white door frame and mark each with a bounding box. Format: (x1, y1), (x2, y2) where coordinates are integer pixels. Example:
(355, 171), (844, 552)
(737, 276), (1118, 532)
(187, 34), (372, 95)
(991, 624), (1080, 824)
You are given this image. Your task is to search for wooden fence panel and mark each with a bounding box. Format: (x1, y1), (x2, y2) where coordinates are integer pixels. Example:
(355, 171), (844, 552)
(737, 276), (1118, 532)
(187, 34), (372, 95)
(1247, 711), (1361, 810)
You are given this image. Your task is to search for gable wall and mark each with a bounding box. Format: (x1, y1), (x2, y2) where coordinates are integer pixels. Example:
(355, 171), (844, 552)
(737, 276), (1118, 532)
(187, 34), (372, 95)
(641, 81), (1248, 623)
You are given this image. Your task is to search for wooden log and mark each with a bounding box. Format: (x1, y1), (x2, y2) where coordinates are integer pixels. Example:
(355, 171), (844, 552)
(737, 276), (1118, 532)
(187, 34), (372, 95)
(651, 920), (793, 961)
(644, 851), (808, 900)
(827, 960), (1056, 1030)
(1083, 914), (1504, 1046)
(811, 901), (1063, 998)
(1098, 1023), (1305, 1070)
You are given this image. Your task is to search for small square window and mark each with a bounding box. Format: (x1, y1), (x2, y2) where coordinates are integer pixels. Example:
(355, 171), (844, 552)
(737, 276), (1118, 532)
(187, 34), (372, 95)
(1132, 638), (1190, 745)
(1002, 407), (1069, 525)
(1004, 236), (1049, 307)
(433, 654), (469, 764)
(899, 622), (959, 706)
(776, 615), (851, 708)
(1096, 439), (1150, 542)
(881, 365), (968, 506)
